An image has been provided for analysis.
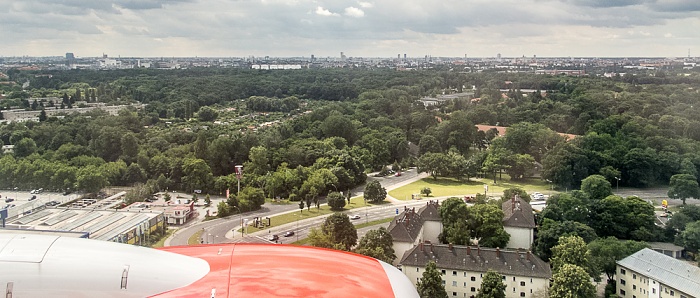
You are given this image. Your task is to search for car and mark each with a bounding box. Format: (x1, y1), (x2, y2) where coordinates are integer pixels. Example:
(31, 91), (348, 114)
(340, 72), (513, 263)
(532, 192), (545, 201)
(23, 210), (33, 215)
(5, 204), (15, 209)
(350, 215), (361, 220)
(30, 190), (38, 194)
(5, 198), (14, 203)
(29, 195), (37, 201)
(283, 231), (295, 237)
(268, 234), (279, 241)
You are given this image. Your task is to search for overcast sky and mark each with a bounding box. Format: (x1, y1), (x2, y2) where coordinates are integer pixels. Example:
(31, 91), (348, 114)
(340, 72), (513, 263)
(1, 0), (699, 58)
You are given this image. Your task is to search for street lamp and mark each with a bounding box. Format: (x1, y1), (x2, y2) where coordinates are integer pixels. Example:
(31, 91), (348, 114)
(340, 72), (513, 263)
(235, 165), (243, 196)
(232, 206), (243, 237)
(614, 177), (620, 193)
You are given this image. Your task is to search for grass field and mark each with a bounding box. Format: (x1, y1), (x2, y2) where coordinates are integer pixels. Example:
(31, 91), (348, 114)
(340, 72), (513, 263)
(388, 176), (555, 200)
(188, 229), (204, 245)
(150, 228), (176, 248)
(291, 217), (394, 245)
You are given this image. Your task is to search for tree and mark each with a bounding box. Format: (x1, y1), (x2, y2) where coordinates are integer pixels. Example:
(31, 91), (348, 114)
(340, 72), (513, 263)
(13, 138), (37, 158)
(38, 109), (47, 122)
(476, 270), (506, 298)
(505, 153), (535, 180)
(354, 227), (396, 264)
(327, 191), (346, 211)
(197, 106), (219, 122)
(678, 220), (700, 253)
(204, 194), (211, 207)
(588, 237), (648, 282)
(310, 213), (358, 251)
(589, 196), (656, 241)
(502, 187), (531, 203)
(416, 261), (447, 298)
(534, 220), (598, 261)
(217, 201), (231, 217)
(668, 174), (700, 205)
(467, 203), (510, 248)
(421, 187), (432, 197)
(439, 197), (470, 245)
(364, 180), (387, 203)
(419, 134), (442, 155)
(549, 264), (595, 298)
(550, 235), (595, 279)
(580, 174), (612, 201)
(417, 152), (451, 179)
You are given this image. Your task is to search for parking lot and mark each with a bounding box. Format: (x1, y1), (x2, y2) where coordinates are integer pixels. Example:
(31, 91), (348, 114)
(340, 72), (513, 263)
(1, 190), (79, 218)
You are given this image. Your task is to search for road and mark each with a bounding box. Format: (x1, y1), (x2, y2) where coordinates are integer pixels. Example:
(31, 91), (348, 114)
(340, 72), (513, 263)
(165, 168), (425, 246)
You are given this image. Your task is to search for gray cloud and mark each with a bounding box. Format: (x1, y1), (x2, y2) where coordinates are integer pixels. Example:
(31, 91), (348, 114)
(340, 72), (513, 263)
(0, 0), (698, 57)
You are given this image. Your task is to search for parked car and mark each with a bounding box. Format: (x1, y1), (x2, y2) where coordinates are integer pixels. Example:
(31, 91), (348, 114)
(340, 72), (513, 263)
(268, 234), (279, 241)
(350, 215), (361, 220)
(532, 192), (545, 201)
(29, 195), (37, 201)
(283, 231), (295, 237)
(5, 198), (14, 203)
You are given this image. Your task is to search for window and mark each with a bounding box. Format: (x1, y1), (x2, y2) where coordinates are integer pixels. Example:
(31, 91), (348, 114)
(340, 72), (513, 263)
(471, 277), (476, 282)
(530, 278), (533, 283)
(453, 292), (457, 296)
(453, 281), (457, 287)
(621, 268), (626, 275)
(471, 287), (476, 292)
(653, 289), (656, 294)
(464, 272), (467, 277)
(513, 277), (516, 281)
(633, 274), (636, 280)
(633, 285), (636, 290)
(621, 279), (626, 285)
(620, 289), (626, 296)
(670, 290), (675, 296)
(513, 287), (516, 292)
(464, 282), (467, 288)
(520, 293), (525, 297)
(520, 281), (525, 286)
(416, 268), (419, 272)
(453, 271), (457, 276)
(442, 280), (446, 285)
(502, 276), (506, 280)
(442, 270), (446, 275)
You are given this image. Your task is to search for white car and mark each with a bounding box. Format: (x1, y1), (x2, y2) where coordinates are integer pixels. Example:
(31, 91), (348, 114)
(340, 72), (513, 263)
(532, 192), (545, 201)
(350, 215), (361, 220)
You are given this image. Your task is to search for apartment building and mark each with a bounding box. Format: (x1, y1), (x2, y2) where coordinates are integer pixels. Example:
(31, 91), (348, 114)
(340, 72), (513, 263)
(616, 248), (700, 298)
(400, 243), (551, 298)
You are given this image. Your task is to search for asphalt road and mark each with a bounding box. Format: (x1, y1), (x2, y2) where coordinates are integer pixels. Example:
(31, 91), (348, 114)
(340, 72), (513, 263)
(166, 168), (423, 246)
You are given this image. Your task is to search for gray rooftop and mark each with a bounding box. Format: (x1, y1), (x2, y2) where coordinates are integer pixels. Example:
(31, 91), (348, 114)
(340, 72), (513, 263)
(502, 196), (536, 229)
(417, 201), (441, 222)
(388, 208), (423, 243)
(400, 244), (552, 279)
(617, 248), (700, 297)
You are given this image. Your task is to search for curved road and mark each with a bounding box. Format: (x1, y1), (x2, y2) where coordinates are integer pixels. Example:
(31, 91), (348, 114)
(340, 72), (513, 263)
(166, 168), (426, 246)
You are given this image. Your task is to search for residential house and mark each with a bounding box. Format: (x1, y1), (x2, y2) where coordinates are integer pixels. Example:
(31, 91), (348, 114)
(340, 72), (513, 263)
(502, 196), (536, 250)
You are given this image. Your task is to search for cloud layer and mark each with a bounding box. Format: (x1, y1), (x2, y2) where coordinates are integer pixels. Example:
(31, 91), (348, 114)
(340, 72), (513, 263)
(1, 0), (698, 57)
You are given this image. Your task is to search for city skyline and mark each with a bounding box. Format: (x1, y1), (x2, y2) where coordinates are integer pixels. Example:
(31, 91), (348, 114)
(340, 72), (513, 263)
(1, 0), (699, 58)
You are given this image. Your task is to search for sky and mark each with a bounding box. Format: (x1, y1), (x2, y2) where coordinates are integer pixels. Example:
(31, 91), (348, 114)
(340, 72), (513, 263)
(1, 0), (699, 58)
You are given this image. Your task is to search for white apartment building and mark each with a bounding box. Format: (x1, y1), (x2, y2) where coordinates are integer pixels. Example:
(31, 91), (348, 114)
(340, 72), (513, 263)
(400, 243), (551, 298)
(617, 248), (700, 298)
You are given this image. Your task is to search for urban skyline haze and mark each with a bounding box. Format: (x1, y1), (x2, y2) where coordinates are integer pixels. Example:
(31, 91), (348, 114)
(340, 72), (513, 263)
(1, 0), (699, 58)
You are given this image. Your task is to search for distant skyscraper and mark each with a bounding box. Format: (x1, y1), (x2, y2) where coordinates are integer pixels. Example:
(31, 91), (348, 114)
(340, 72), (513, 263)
(311, 54), (315, 61)
(340, 52), (346, 60)
(403, 54), (407, 60)
(398, 54), (401, 59)
(65, 53), (75, 65)
(497, 53), (501, 60)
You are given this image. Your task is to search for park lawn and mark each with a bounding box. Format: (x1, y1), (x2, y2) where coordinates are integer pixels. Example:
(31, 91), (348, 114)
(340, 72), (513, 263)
(388, 176), (554, 200)
(244, 196), (381, 233)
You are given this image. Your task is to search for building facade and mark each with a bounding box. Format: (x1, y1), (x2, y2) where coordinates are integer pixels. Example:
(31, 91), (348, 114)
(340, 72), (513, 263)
(400, 243), (551, 298)
(616, 248), (700, 298)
